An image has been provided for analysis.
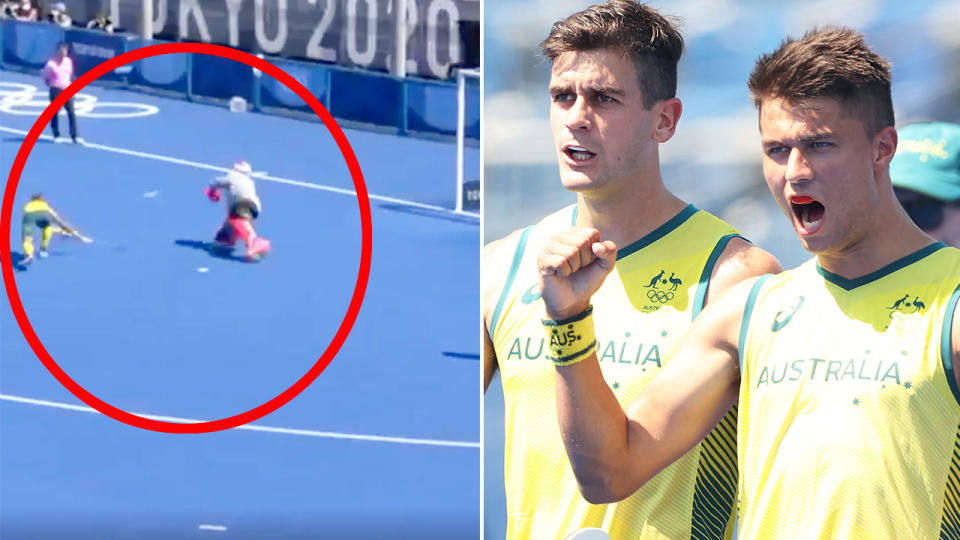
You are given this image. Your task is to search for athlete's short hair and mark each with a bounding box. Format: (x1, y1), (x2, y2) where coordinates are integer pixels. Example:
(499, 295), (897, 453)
(748, 27), (894, 137)
(540, 0), (684, 109)
(30, 193), (43, 201)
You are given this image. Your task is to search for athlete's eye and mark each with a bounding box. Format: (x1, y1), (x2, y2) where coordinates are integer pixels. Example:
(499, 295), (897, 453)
(552, 92), (573, 103)
(767, 146), (788, 156)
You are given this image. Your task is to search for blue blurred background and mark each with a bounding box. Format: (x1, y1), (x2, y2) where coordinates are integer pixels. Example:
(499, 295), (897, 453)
(484, 0), (960, 538)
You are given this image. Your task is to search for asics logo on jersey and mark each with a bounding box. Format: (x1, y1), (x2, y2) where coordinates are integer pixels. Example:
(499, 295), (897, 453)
(521, 283), (541, 304)
(771, 296), (804, 332)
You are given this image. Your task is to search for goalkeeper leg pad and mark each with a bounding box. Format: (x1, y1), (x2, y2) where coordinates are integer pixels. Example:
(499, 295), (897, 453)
(246, 237), (270, 261)
(213, 222), (238, 248)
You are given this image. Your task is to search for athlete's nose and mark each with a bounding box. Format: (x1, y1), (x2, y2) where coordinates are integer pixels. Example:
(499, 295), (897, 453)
(785, 148), (813, 184)
(565, 95), (593, 132)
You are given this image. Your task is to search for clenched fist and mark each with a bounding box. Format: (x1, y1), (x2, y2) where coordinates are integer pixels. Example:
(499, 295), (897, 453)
(537, 227), (617, 320)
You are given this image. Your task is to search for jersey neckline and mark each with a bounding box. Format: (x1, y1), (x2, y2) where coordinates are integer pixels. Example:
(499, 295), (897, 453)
(570, 204), (699, 261)
(816, 242), (947, 290)
(616, 204), (698, 260)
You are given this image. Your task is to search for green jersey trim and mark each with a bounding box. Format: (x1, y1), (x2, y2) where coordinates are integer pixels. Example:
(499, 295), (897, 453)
(816, 242), (946, 291)
(740, 274), (772, 375)
(692, 234), (745, 320)
(490, 226), (533, 339)
(617, 204), (698, 261)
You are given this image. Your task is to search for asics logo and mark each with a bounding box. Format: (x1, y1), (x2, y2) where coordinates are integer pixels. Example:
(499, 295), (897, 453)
(771, 296), (804, 332)
(521, 283), (541, 305)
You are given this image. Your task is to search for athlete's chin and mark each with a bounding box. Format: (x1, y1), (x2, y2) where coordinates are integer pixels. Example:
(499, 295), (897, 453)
(794, 231), (838, 256)
(558, 170), (604, 192)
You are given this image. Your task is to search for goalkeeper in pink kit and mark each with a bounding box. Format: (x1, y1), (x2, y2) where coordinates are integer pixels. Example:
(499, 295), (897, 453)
(206, 160), (271, 261)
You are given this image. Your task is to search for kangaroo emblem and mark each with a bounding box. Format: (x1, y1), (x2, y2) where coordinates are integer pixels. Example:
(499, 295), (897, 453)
(667, 272), (682, 291)
(887, 294), (909, 311)
(646, 270), (665, 289)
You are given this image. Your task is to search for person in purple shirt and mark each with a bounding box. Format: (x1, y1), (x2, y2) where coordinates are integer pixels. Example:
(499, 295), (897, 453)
(43, 42), (82, 144)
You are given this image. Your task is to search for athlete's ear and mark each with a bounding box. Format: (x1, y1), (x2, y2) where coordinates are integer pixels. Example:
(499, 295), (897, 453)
(652, 97), (682, 144)
(873, 125), (898, 172)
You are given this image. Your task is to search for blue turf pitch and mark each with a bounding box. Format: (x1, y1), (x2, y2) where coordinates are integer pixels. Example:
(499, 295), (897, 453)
(1, 69), (479, 539)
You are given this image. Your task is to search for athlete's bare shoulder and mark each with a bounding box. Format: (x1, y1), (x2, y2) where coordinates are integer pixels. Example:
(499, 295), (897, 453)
(704, 237), (781, 307)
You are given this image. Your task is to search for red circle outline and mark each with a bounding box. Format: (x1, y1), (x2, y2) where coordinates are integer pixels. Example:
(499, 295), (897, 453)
(1, 42), (373, 433)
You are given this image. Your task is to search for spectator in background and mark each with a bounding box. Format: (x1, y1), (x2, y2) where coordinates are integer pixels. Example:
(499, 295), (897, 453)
(43, 42), (83, 144)
(11, 0), (37, 21)
(0, 1), (16, 18)
(47, 2), (71, 27)
(86, 10), (113, 32)
(891, 121), (960, 248)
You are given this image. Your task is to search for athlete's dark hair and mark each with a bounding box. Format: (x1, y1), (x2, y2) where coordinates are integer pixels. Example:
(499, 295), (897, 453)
(748, 27), (894, 136)
(540, 0), (684, 109)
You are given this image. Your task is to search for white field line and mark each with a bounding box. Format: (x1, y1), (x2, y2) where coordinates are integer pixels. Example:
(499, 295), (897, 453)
(0, 393), (480, 449)
(0, 125), (479, 219)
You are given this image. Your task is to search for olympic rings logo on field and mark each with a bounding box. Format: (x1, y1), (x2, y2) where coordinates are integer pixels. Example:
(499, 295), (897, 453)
(647, 289), (675, 303)
(0, 82), (159, 118)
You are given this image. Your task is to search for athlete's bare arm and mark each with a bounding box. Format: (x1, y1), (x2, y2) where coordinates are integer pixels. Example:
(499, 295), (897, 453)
(484, 229), (526, 391)
(702, 237), (782, 304)
(542, 229), (777, 503)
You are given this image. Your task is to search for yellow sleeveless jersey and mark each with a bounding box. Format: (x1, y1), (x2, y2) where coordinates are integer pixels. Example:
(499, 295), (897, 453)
(23, 199), (52, 214)
(491, 204), (743, 540)
(738, 243), (960, 539)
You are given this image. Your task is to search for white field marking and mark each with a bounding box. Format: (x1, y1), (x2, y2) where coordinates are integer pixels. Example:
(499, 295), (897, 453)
(198, 525), (228, 532)
(0, 125), (479, 219)
(0, 88), (159, 119)
(0, 393), (480, 449)
(196, 267), (209, 273)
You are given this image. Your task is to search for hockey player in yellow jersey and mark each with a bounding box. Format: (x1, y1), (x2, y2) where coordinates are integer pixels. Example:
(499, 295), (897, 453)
(20, 193), (91, 265)
(547, 27), (960, 540)
(482, 2), (780, 538)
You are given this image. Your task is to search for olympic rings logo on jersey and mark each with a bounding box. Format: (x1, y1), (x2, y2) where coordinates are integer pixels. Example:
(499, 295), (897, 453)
(647, 289), (675, 303)
(0, 82), (159, 118)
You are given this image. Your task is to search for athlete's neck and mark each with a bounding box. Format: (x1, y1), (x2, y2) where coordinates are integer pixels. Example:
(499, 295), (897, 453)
(574, 175), (688, 249)
(816, 200), (937, 279)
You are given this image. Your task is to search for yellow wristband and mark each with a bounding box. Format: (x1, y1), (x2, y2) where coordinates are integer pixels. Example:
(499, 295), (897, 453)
(542, 305), (597, 366)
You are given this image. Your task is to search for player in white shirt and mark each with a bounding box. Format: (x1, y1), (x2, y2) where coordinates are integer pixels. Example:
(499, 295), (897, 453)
(206, 160), (271, 261)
